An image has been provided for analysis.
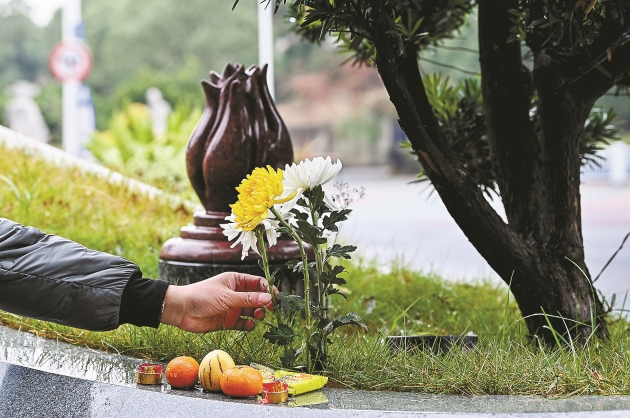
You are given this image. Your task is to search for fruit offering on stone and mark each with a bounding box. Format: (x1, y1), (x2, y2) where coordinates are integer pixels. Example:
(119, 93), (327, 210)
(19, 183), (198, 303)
(165, 356), (199, 389)
(219, 366), (263, 397)
(198, 350), (235, 392)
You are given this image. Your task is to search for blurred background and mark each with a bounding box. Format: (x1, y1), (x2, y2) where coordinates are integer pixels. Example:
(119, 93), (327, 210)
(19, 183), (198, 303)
(0, 0), (629, 297)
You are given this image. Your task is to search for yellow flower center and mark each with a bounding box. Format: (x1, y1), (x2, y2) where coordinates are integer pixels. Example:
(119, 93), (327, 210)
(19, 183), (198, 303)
(230, 165), (296, 232)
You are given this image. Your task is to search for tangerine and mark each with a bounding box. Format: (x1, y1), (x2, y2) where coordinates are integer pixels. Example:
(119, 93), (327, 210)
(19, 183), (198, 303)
(165, 356), (199, 389)
(219, 366), (263, 397)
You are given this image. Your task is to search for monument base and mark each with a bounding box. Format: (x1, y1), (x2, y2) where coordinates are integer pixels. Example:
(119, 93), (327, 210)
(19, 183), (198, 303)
(159, 211), (314, 299)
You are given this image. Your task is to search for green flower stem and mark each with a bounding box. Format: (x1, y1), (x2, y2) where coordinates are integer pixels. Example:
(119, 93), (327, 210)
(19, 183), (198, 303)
(308, 202), (326, 318)
(270, 207), (313, 372)
(254, 227), (278, 311)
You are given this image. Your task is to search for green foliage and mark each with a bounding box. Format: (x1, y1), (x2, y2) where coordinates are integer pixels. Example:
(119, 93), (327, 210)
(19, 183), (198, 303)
(263, 323), (298, 345)
(275, 0), (474, 65)
(86, 102), (201, 199)
(334, 262), (524, 337)
(91, 57), (205, 131)
(83, 0), (257, 125)
(414, 73), (494, 193)
(578, 108), (618, 167)
(0, 9), (58, 89)
(0, 145), (192, 278)
(508, 0), (628, 54)
(415, 73), (621, 192)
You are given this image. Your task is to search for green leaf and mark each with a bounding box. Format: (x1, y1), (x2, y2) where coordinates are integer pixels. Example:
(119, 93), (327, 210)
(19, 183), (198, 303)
(411, 16), (424, 36)
(290, 208), (309, 221)
(286, 260), (301, 271)
(593, 63), (612, 78)
(317, 317), (332, 330)
(329, 275), (347, 286)
(277, 292), (305, 313)
(320, 16), (333, 41)
(263, 323), (297, 346)
(325, 287), (348, 299)
(326, 244), (357, 260)
(305, 185), (325, 211)
(280, 348), (298, 368)
(349, 34), (364, 50)
(322, 312), (367, 336)
(319, 265), (346, 285)
(322, 209), (351, 232)
(296, 220), (327, 245)
(301, 10), (328, 27)
(308, 331), (327, 361)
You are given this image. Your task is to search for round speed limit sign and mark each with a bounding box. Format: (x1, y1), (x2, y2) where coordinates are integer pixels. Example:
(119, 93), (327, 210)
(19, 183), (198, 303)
(48, 41), (93, 82)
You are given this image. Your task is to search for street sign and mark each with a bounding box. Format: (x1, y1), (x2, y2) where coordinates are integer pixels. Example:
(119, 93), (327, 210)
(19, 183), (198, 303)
(48, 41), (93, 82)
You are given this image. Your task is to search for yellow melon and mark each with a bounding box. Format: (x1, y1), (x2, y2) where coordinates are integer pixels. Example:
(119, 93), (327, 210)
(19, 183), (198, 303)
(198, 350), (235, 392)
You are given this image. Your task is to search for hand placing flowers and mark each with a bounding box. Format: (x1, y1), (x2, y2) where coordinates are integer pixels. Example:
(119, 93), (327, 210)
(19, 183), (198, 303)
(221, 156), (366, 373)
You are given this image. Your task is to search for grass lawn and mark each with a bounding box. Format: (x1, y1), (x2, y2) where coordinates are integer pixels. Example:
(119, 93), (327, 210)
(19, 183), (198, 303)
(1, 144), (630, 396)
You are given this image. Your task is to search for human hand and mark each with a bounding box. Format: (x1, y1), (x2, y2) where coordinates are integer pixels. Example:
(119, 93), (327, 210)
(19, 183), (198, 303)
(160, 272), (274, 333)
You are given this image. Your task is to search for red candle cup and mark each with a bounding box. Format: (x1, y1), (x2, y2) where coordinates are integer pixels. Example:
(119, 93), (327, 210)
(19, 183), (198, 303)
(261, 380), (289, 404)
(136, 363), (163, 385)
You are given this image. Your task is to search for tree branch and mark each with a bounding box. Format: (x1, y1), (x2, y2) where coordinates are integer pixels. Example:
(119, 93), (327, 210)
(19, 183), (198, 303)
(570, 30), (630, 101)
(478, 0), (549, 240)
(368, 0), (543, 287)
(397, 42), (451, 157)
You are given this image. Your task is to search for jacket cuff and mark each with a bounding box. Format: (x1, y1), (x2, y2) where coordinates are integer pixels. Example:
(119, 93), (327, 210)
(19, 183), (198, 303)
(118, 275), (170, 328)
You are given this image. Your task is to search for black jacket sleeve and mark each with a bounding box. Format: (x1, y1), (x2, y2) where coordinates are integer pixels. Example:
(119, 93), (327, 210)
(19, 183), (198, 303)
(119, 276), (169, 328)
(0, 218), (168, 331)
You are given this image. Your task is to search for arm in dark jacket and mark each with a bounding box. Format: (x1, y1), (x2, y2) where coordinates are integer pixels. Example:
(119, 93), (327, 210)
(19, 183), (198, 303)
(0, 218), (168, 331)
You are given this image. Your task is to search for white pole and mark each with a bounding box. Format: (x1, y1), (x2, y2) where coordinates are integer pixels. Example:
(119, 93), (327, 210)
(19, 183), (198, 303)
(258, 1), (275, 100)
(61, 0), (83, 156)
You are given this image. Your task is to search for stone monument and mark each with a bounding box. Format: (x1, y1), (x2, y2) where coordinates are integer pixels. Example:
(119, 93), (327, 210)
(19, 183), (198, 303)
(145, 87), (172, 138)
(3, 81), (51, 142)
(159, 64), (310, 293)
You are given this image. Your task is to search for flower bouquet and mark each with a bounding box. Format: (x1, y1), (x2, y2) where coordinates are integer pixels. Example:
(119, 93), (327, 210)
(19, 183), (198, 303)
(221, 156), (366, 372)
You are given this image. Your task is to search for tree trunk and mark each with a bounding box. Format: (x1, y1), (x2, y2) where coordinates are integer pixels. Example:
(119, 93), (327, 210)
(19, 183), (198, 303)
(476, 0), (609, 341)
(368, 0), (609, 343)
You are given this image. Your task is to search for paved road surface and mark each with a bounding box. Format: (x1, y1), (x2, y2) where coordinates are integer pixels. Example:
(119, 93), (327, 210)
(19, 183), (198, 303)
(331, 167), (630, 302)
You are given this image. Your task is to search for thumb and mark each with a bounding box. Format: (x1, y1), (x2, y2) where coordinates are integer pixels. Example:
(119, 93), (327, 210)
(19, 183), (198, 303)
(230, 291), (272, 308)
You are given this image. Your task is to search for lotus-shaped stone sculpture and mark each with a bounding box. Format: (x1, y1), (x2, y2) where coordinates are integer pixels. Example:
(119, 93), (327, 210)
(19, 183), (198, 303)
(159, 64), (306, 284)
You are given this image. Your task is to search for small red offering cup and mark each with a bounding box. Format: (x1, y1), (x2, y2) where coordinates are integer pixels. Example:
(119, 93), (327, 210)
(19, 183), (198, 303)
(136, 363), (163, 385)
(261, 380), (289, 404)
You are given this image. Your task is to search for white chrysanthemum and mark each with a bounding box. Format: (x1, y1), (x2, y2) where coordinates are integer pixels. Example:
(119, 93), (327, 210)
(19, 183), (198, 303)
(221, 215), (282, 260)
(281, 156), (342, 199)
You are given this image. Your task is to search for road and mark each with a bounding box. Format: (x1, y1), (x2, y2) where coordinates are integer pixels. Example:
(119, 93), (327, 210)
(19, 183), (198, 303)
(330, 166), (630, 301)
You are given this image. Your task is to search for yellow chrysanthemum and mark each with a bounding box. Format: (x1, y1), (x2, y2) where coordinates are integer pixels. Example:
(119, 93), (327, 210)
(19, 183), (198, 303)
(230, 165), (296, 232)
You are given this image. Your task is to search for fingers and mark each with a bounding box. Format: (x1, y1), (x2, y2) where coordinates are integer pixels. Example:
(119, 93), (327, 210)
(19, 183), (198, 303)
(231, 272), (270, 293)
(230, 291), (272, 308)
(254, 307), (265, 320)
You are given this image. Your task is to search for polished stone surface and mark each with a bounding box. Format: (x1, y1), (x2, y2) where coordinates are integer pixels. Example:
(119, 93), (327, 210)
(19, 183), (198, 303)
(1, 325), (630, 417)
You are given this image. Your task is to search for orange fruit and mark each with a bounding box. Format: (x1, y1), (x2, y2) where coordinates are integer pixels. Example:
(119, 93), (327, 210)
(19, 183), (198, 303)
(165, 356), (199, 389)
(219, 366), (263, 397)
